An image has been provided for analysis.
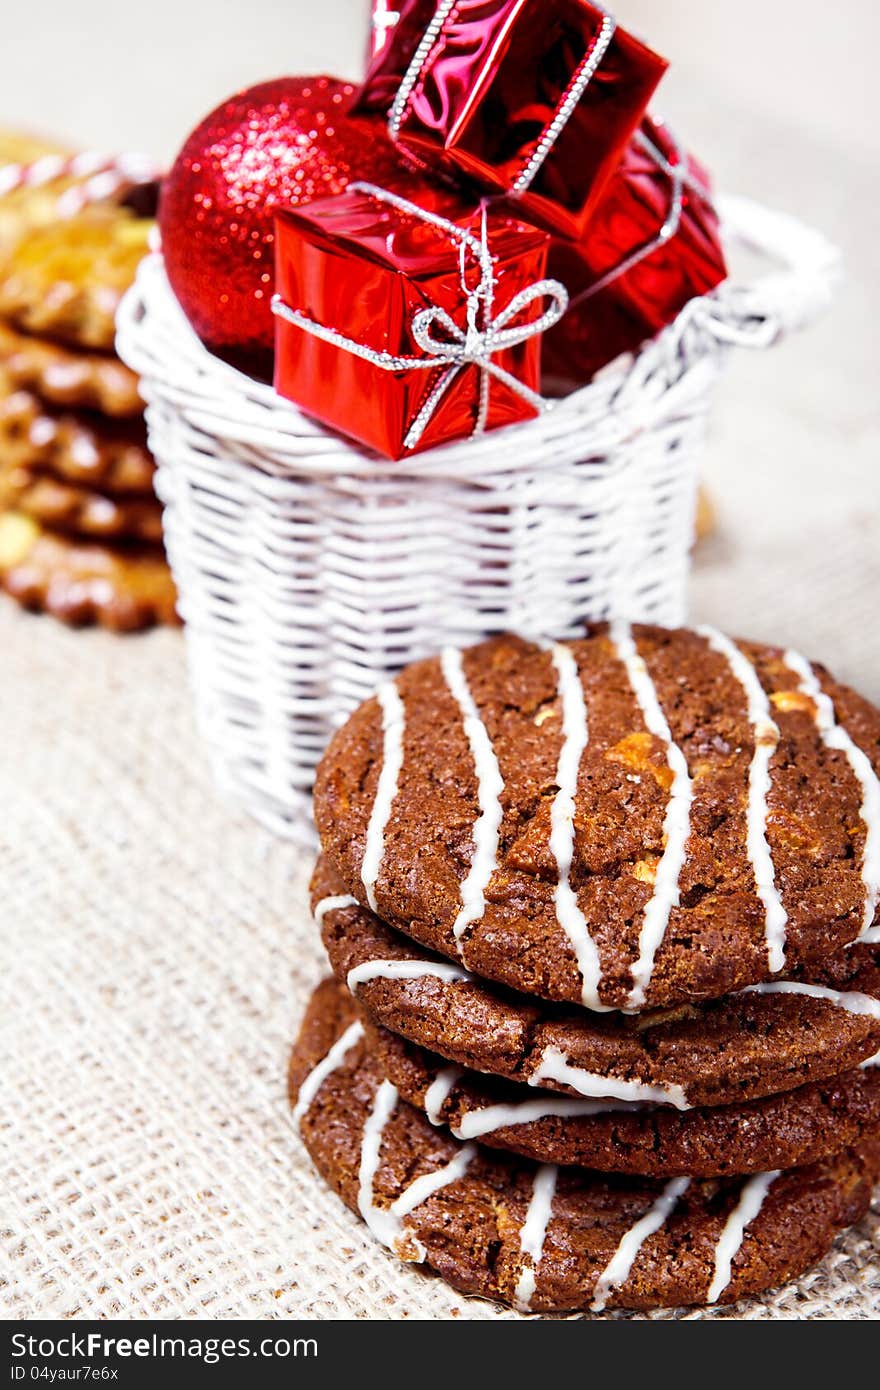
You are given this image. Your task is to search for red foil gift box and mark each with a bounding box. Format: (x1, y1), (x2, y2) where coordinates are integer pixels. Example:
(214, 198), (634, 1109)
(273, 181), (565, 459)
(368, 0), (406, 60)
(355, 0), (667, 239)
(542, 117), (728, 389)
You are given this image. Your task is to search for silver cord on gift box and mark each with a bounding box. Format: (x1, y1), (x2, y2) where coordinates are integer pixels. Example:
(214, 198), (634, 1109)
(386, 0), (617, 193)
(271, 181), (568, 452)
(376, 5), (719, 328)
(512, 15), (616, 193)
(566, 120), (717, 311)
(387, 0), (459, 145)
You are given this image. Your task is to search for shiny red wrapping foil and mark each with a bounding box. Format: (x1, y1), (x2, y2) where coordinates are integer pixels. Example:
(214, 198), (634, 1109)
(273, 182), (551, 458)
(542, 117), (728, 389)
(368, 0), (406, 60)
(355, 0), (667, 239)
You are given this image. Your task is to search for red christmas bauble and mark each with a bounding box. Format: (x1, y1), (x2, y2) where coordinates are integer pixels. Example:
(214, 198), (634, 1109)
(159, 75), (406, 367)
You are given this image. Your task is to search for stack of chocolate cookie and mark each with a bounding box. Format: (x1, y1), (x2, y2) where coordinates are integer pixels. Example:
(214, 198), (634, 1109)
(0, 141), (177, 631)
(290, 625), (880, 1313)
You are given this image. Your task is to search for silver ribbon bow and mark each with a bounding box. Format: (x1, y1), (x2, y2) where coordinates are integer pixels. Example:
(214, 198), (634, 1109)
(272, 181), (568, 452)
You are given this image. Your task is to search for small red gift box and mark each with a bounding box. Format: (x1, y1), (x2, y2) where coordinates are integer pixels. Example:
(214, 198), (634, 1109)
(542, 117), (728, 388)
(273, 180), (565, 459)
(355, 0), (667, 240)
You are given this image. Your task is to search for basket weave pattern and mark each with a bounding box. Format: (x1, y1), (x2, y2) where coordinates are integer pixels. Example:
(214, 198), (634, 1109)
(117, 195), (838, 838)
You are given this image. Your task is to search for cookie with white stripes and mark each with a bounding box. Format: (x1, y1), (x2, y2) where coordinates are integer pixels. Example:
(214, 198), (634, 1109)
(314, 856), (880, 1111)
(363, 1003), (880, 1178)
(314, 627), (880, 1012)
(289, 979), (880, 1313)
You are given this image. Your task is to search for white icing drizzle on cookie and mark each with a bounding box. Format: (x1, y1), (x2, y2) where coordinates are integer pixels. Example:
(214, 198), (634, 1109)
(452, 1092), (641, 1141)
(423, 1067), (463, 1126)
(440, 646), (505, 951)
(313, 894), (359, 927)
(783, 648), (880, 943)
(358, 1080), (416, 1254)
(528, 1045), (690, 1110)
(742, 980), (880, 1021)
(361, 680), (406, 913)
(697, 626), (787, 972)
(292, 1020), (364, 1128)
(706, 1170), (780, 1303)
(514, 1164), (558, 1312)
(358, 1078), (475, 1262)
(860, 1049), (880, 1069)
(591, 1176), (691, 1312)
(610, 622), (695, 1009)
(389, 1141), (476, 1222)
(347, 957), (474, 991)
(547, 643), (605, 1011)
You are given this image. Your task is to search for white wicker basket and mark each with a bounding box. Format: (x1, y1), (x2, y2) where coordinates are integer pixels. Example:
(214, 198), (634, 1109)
(117, 193), (838, 841)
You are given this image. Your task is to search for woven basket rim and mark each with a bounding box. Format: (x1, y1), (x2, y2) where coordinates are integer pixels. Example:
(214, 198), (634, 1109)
(116, 193), (840, 480)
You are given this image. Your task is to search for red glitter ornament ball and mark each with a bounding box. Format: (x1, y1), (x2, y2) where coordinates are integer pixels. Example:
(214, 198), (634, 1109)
(159, 76), (406, 368)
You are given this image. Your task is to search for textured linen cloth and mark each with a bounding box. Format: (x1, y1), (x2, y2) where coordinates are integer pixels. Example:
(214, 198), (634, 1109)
(2, 83), (880, 1322)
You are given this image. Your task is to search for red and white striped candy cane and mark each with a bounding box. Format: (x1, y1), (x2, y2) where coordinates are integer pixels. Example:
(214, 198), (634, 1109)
(0, 150), (163, 216)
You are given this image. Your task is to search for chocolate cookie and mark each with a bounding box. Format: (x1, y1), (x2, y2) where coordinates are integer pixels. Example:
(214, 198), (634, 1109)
(315, 627), (880, 1012)
(364, 1004), (880, 1178)
(0, 512), (178, 631)
(314, 858), (880, 1111)
(0, 320), (143, 418)
(290, 979), (880, 1313)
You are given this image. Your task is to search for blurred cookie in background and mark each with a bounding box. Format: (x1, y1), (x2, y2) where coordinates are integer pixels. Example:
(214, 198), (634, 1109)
(0, 511), (178, 632)
(0, 374), (154, 490)
(0, 320), (143, 416)
(0, 130), (176, 631)
(0, 128), (74, 258)
(0, 129), (159, 262)
(0, 205), (153, 351)
(0, 462), (163, 544)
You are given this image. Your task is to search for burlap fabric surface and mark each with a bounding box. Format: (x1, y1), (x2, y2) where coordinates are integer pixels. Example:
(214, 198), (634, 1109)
(2, 121), (879, 1318)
